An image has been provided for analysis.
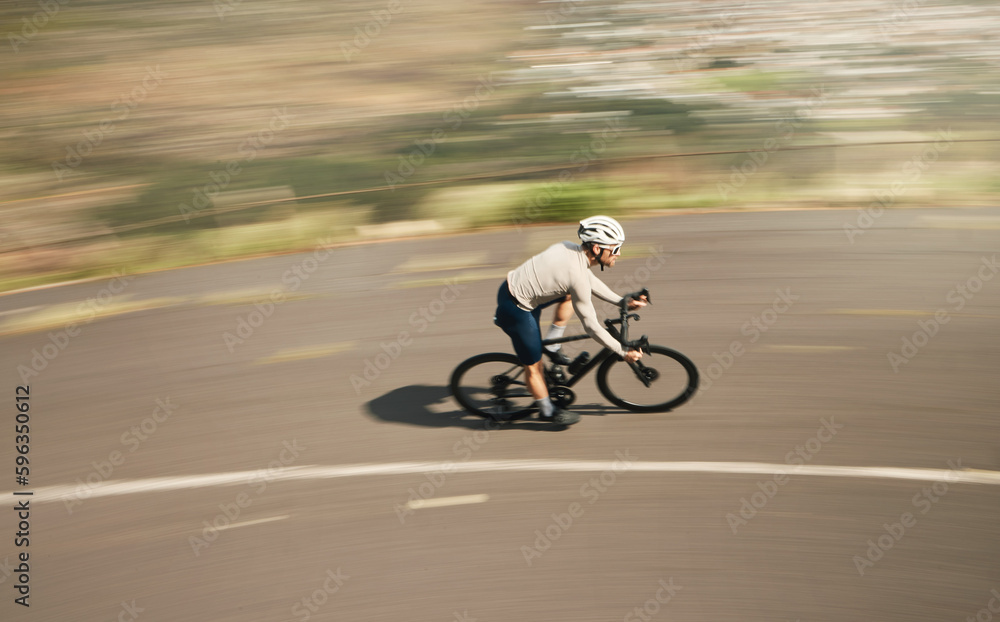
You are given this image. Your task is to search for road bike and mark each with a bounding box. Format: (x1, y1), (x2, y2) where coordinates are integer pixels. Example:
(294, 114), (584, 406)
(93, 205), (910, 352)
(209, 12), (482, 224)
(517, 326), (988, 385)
(449, 289), (699, 421)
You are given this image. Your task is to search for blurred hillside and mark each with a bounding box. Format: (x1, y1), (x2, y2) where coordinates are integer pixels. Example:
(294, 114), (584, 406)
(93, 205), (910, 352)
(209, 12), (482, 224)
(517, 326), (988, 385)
(1, 0), (998, 290)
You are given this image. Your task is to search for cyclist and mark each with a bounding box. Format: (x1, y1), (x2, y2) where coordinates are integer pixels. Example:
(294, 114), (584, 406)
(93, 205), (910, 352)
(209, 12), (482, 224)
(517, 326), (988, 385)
(494, 215), (646, 425)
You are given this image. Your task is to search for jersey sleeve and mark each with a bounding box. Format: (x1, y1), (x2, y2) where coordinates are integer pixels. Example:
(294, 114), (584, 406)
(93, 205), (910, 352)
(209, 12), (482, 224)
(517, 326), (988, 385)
(588, 271), (623, 305)
(569, 280), (626, 357)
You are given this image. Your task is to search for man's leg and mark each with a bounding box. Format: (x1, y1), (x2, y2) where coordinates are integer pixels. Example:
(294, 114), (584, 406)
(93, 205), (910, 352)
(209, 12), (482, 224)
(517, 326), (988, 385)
(525, 307), (556, 417)
(495, 284), (577, 423)
(525, 361), (549, 403)
(543, 296), (573, 358)
(553, 296), (573, 326)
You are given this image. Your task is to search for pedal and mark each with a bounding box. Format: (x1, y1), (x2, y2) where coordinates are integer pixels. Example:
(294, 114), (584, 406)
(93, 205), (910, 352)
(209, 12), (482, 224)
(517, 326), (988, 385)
(547, 366), (567, 385)
(545, 349), (573, 366)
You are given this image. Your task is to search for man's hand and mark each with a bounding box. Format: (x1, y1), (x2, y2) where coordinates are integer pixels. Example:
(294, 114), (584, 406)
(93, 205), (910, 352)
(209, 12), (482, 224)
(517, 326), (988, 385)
(626, 295), (648, 310)
(624, 349), (643, 363)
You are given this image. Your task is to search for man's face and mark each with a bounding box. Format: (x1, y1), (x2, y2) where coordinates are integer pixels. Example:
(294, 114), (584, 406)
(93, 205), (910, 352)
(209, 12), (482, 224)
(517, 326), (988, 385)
(598, 245), (619, 268)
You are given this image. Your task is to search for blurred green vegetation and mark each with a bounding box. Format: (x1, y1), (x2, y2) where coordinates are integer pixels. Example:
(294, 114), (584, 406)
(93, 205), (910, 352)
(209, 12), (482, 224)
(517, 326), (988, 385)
(89, 92), (708, 238)
(2, 0), (998, 292)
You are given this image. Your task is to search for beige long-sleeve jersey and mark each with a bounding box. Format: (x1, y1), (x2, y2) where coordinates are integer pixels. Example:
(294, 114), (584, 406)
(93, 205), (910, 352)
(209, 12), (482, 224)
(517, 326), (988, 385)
(506, 241), (626, 356)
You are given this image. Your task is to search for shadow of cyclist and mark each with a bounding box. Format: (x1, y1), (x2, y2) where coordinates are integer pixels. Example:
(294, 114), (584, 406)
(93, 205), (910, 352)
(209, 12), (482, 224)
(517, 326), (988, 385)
(364, 385), (614, 431)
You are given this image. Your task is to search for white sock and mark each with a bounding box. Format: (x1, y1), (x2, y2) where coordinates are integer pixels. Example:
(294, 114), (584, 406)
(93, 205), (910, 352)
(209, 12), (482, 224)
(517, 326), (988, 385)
(537, 397), (555, 417)
(544, 324), (566, 352)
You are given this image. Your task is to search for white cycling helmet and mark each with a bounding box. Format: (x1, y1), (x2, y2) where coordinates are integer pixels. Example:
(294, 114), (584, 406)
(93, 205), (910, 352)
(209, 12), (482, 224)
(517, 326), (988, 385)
(578, 215), (625, 249)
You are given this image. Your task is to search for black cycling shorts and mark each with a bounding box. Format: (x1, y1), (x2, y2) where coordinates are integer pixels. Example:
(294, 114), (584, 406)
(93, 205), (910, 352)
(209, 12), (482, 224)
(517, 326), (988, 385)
(494, 281), (567, 365)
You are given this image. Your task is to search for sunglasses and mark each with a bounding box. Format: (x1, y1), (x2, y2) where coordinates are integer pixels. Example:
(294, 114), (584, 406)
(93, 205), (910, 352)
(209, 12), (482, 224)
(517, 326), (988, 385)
(601, 244), (622, 256)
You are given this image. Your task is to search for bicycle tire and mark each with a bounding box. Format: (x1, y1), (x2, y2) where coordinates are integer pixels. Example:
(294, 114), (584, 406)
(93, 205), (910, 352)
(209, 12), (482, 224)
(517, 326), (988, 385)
(449, 352), (537, 420)
(596, 345), (698, 413)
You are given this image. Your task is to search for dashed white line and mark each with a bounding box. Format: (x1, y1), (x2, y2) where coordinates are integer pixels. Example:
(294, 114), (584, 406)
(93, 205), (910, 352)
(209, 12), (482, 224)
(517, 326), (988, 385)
(407, 494), (490, 510)
(763, 345), (860, 352)
(215, 515), (290, 531)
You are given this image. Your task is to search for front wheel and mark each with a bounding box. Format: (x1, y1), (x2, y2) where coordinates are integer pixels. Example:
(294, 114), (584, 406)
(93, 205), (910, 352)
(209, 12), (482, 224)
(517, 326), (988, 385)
(597, 345), (698, 413)
(450, 352), (536, 420)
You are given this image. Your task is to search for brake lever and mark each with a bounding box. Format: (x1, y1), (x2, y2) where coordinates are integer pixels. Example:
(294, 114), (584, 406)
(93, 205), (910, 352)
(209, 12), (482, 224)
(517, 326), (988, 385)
(622, 289), (651, 311)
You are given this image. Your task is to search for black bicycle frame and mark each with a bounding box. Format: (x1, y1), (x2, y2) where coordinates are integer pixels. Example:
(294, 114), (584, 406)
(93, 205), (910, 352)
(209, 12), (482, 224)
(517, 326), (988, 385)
(538, 285), (653, 388)
(539, 319), (629, 388)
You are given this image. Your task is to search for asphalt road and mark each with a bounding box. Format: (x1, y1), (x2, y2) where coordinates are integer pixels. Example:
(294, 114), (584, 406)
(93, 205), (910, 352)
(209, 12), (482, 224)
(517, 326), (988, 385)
(1, 207), (999, 622)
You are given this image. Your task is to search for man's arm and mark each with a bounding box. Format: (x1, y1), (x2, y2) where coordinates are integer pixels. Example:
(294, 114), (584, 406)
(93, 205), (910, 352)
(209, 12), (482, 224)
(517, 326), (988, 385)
(588, 271), (623, 306)
(570, 282), (626, 357)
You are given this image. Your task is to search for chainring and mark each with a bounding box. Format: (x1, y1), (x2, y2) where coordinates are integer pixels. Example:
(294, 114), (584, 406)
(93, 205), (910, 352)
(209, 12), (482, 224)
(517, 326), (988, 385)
(549, 385), (576, 409)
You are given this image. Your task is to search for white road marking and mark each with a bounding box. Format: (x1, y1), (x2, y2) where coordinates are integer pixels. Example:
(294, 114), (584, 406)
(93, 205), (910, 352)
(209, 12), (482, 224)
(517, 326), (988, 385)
(525, 21), (612, 30)
(763, 345), (860, 352)
(388, 269), (506, 289)
(254, 341), (357, 365)
(215, 515), (289, 531)
(407, 494), (490, 510)
(7, 460), (999, 504)
(828, 308), (936, 316)
(392, 252), (491, 274)
(0, 305), (42, 318)
(827, 308), (998, 319)
(918, 215), (1000, 229)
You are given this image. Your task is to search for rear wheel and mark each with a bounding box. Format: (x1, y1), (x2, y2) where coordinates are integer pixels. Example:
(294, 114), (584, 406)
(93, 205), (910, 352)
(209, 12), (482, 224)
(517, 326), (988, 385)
(597, 345), (698, 413)
(450, 353), (536, 420)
